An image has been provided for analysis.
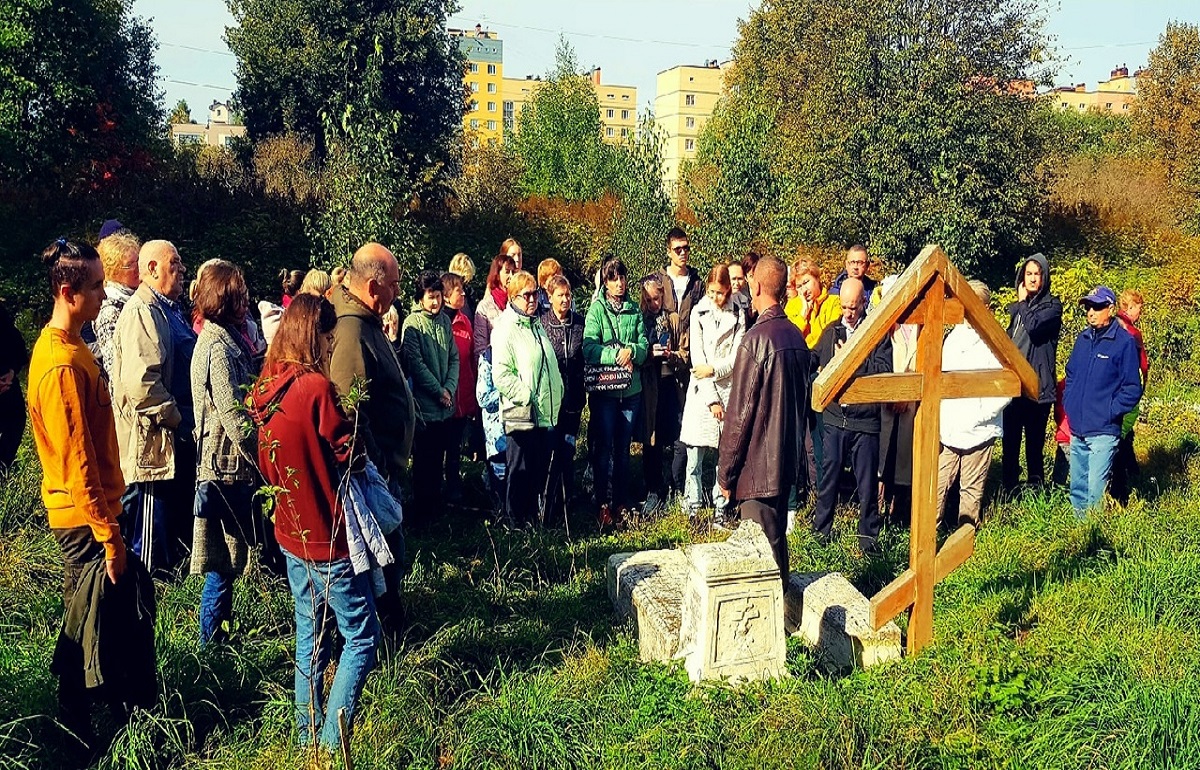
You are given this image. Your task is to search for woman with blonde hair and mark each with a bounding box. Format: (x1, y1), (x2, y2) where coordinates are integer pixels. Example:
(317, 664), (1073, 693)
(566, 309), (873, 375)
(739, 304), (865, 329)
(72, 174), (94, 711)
(448, 252), (478, 317)
(492, 270), (563, 526)
(300, 268), (332, 298)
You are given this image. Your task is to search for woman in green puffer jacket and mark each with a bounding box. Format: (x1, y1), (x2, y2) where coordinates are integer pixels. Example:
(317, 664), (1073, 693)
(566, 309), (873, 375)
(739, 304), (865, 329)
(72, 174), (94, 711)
(492, 271), (564, 527)
(583, 257), (649, 528)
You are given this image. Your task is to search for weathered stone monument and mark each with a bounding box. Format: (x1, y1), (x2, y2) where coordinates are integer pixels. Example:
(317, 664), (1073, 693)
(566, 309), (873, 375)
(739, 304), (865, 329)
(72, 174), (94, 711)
(786, 572), (902, 672)
(608, 521), (785, 682)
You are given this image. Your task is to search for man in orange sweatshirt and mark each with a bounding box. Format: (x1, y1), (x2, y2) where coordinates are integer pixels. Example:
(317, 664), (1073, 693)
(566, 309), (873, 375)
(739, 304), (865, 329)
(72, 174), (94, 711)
(27, 238), (127, 746)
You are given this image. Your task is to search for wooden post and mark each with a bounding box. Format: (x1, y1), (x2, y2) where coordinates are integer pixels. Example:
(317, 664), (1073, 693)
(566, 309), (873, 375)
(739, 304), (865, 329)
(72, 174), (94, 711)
(907, 277), (944, 653)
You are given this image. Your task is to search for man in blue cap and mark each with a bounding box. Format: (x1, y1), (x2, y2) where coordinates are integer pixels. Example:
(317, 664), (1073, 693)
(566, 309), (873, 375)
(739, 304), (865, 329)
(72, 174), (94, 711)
(1062, 286), (1143, 517)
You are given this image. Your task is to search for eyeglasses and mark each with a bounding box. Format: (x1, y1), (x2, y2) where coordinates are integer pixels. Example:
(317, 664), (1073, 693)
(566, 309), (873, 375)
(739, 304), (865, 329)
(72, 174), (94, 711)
(847, 260), (867, 267)
(517, 290), (538, 301)
(1083, 301), (1111, 311)
(672, 245), (691, 255)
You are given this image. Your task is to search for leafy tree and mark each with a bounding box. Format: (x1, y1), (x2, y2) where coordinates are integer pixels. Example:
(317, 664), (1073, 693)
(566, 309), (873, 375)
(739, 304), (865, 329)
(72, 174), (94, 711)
(685, 0), (1055, 279)
(169, 99), (193, 124)
(225, 0), (464, 166)
(0, 0), (162, 185)
(512, 39), (616, 201)
(1135, 22), (1200, 227)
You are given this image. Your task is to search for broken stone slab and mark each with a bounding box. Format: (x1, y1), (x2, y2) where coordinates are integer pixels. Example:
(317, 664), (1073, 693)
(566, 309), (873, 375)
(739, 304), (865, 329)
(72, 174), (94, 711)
(607, 549), (689, 662)
(676, 521), (787, 683)
(786, 572), (902, 672)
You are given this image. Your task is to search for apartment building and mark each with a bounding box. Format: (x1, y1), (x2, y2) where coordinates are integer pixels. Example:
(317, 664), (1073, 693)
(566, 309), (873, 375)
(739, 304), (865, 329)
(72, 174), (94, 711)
(452, 25), (505, 145)
(1050, 65), (1141, 114)
(654, 61), (726, 196)
(170, 101), (247, 148)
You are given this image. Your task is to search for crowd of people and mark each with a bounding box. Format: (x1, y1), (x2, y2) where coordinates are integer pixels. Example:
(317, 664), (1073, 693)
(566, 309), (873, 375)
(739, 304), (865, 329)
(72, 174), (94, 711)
(3, 220), (1148, 758)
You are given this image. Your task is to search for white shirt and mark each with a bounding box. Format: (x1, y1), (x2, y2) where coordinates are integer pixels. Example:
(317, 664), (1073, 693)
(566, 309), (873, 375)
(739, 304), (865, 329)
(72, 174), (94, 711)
(671, 273), (690, 306)
(939, 323), (1011, 450)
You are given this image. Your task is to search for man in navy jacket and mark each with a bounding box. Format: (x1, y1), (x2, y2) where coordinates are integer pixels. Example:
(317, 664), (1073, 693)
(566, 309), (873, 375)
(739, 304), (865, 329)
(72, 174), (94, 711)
(1063, 286), (1143, 516)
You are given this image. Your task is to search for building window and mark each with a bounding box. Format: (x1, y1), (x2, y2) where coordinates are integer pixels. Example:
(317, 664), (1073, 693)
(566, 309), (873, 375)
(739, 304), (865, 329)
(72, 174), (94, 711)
(487, 63), (497, 75)
(469, 63), (479, 73)
(470, 100), (479, 112)
(606, 108), (614, 118)
(470, 81), (479, 93)
(621, 128), (629, 137)
(606, 127), (614, 137)
(1105, 102), (1113, 110)
(622, 94), (630, 100)
(487, 120), (497, 131)
(487, 101), (496, 112)
(685, 138), (695, 151)
(1122, 103), (1130, 110)
(685, 116), (695, 129)
(607, 93), (614, 99)
(621, 109), (629, 120)
(1079, 103), (1086, 110)
(469, 119), (479, 129)
(1060, 102), (1068, 108)
(685, 94), (695, 106)
(488, 82), (497, 93)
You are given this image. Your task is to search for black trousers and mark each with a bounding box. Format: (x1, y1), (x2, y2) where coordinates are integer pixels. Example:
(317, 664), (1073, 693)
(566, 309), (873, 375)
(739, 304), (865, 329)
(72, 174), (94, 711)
(0, 387), (24, 471)
(506, 427), (552, 526)
(813, 424), (882, 548)
(53, 527), (110, 746)
(738, 496), (789, 588)
(1110, 429), (1138, 504)
(1002, 398), (1053, 489)
(643, 380), (686, 497)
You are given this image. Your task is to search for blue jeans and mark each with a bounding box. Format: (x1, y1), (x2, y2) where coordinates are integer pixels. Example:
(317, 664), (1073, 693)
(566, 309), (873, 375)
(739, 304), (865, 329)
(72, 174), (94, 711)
(200, 572), (233, 644)
(1069, 433), (1120, 516)
(284, 553), (379, 750)
(590, 393), (639, 509)
(684, 446), (726, 515)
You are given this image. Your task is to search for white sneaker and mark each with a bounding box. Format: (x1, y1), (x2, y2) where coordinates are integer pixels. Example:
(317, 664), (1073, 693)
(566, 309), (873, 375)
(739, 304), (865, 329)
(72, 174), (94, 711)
(786, 509), (797, 535)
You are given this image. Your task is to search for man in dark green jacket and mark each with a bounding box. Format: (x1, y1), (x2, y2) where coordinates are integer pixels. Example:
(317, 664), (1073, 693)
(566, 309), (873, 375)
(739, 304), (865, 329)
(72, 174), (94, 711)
(330, 242), (415, 635)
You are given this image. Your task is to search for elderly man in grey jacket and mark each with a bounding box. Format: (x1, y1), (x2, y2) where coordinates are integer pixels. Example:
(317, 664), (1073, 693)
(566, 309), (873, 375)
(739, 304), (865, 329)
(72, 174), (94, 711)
(111, 240), (196, 573)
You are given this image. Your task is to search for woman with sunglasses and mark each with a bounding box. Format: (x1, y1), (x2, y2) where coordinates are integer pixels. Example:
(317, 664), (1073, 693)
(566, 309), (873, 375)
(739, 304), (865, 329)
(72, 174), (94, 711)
(492, 271), (564, 526)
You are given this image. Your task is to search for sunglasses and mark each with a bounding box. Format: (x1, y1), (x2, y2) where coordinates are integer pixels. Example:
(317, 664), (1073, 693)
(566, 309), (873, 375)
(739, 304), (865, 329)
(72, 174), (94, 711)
(517, 290), (538, 301)
(1082, 301), (1111, 311)
(672, 245), (691, 255)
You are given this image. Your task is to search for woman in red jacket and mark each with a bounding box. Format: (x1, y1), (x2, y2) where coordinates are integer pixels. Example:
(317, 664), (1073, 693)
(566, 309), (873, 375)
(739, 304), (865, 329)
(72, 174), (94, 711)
(247, 293), (378, 752)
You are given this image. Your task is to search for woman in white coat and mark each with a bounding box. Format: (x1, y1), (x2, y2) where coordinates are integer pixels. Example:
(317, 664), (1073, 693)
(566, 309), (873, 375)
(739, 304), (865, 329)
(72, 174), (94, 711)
(679, 264), (746, 519)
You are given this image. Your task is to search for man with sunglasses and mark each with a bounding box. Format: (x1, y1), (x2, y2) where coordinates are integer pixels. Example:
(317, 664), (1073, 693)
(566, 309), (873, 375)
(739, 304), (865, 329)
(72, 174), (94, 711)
(643, 227), (704, 510)
(1062, 286), (1143, 518)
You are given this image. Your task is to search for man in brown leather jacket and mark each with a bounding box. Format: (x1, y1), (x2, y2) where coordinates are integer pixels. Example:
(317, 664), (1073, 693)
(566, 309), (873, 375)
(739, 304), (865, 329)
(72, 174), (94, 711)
(717, 255), (809, 586)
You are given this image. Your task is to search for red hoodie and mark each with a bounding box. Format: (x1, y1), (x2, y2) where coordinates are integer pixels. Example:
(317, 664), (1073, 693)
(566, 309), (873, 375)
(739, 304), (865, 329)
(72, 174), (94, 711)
(248, 364), (356, 561)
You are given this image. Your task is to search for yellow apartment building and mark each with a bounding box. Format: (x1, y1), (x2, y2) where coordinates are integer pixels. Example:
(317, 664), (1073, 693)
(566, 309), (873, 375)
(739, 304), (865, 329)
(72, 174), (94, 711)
(452, 25), (505, 145)
(654, 61), (726, 196)
(1050, 65), (1141, 114)
(501, 67), (638, 144)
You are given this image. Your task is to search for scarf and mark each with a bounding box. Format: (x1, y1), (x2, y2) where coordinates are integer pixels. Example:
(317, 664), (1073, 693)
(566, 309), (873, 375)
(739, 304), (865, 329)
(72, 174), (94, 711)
(491, 286), (508, 311)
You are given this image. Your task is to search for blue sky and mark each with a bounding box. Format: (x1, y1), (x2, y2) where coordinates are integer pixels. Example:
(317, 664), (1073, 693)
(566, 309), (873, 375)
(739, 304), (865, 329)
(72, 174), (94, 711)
(135, 0), (1195, 121)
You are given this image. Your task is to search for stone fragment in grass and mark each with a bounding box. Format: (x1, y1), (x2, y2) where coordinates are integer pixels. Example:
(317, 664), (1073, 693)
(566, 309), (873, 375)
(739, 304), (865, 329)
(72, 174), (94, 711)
(786, 572), (902, 672)
(676, 520), (788, 683)
(607, 549), (689, 662)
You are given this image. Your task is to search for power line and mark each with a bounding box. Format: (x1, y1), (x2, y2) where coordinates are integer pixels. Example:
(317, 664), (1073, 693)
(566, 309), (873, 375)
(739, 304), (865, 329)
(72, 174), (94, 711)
(1059, 39), (1157, 52)
(447, 18), (735, 50)
(164, 78), (236, 93)
(160, 40), (236, 57)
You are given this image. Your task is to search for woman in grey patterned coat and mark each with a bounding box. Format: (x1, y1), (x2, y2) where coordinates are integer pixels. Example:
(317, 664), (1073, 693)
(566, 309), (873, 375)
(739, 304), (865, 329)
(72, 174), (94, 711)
(190, 260), (260, 645)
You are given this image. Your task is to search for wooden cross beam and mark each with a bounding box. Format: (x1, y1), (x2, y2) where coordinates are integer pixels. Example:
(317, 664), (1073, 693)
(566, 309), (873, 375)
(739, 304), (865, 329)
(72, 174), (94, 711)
(811, 245), (1039, 655)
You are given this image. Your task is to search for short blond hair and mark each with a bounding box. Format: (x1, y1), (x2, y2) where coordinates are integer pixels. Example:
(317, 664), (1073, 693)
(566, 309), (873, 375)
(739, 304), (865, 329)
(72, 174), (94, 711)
(300, 268), (331, 297)
(97, 231), (140, 282)
(1119, 289), (1143, 310)
(506, 270), (537, 300)
(448, 252), (476, 283)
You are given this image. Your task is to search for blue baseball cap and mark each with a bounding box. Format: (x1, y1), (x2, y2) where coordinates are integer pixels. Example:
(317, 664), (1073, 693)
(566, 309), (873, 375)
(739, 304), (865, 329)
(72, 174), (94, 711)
(1080, 286), (1117, 307)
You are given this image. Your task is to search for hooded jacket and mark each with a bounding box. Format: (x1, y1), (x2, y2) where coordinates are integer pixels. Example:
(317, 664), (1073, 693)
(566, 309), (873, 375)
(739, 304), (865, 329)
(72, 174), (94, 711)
(656, 265), (704, 381)
(679, 295), (746, 449)
(329, 287), (415, 480)
(248, 364), (356, 562)
(1006, 253), (1062, 405)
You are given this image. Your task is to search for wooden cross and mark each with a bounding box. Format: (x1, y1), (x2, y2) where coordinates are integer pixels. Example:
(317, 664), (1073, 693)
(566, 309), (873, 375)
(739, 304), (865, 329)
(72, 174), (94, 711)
(811, 245), (1039, 655)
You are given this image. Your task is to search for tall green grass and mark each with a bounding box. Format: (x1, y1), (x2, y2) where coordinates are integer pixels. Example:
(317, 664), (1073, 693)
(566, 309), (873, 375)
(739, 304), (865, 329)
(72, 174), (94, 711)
(2, 373), (1200, 769)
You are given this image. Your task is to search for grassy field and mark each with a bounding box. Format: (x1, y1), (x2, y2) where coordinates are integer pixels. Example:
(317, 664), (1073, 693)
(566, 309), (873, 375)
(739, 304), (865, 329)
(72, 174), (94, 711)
(2, 375), (1200, 770)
